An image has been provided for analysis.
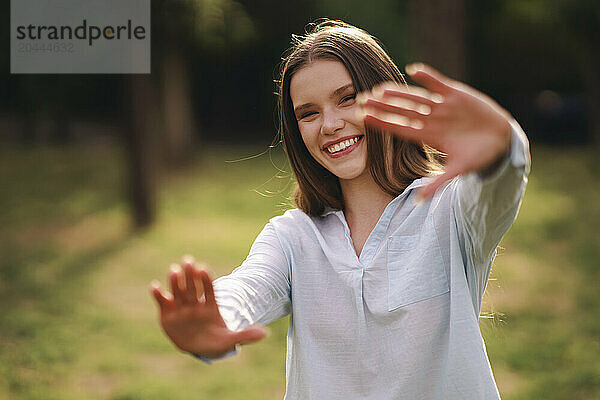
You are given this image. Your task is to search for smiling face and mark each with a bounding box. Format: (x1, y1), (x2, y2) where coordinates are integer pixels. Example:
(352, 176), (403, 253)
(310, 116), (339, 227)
(290, 60), (368, 181)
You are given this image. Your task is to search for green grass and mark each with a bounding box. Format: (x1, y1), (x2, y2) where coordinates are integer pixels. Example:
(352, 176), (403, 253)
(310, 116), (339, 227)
(0, 141), (598, 399)
(479, 145), (600, 399)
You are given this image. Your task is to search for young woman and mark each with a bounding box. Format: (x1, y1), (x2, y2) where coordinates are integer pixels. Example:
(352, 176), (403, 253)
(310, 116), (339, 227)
(150, 20), (530, 399)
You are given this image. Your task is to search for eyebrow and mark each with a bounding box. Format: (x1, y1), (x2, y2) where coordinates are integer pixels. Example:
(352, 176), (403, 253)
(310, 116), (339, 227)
(293, 83), (355, 116)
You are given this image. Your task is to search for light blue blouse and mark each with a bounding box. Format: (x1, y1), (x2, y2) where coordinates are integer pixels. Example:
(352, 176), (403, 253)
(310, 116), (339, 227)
(205, 121), (530, 400)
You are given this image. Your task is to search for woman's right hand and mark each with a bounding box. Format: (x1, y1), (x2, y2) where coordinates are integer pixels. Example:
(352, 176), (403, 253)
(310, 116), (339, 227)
(150, 257), (268, 359)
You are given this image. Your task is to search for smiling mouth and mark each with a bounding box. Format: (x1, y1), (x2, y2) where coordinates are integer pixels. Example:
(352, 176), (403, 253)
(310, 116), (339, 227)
(323, 135), (363, 155)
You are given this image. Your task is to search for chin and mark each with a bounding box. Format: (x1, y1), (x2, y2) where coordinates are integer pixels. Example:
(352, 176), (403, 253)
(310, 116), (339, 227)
(328, 163), (368, 181)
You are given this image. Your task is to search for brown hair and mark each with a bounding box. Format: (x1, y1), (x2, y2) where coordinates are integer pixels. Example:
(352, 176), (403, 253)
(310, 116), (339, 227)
(276, 19), (442, 217)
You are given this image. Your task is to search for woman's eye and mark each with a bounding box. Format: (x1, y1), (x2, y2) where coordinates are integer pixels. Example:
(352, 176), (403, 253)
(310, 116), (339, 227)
(341, 93), (356, 104)
(300, 112), (316, 120)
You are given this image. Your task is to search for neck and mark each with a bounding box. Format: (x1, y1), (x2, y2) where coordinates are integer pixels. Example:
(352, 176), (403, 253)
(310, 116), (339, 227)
(339, 171), (395, 223)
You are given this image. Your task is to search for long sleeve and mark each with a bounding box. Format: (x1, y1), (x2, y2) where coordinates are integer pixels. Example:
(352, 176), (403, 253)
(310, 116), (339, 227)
(213, 221), (292, 331)
(195, 221), (292, 363)
(453, 120), (531, 314)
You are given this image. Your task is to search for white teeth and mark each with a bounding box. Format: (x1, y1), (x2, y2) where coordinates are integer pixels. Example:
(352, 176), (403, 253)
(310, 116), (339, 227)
(326, 136), (361, 154)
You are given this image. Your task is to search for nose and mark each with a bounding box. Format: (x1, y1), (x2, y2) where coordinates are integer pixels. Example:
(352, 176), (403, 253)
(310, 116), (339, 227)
(320, 109), (344, 136)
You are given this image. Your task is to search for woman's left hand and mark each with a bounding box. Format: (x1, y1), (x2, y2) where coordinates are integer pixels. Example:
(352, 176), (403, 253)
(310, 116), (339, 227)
(359, 63), (512, 201)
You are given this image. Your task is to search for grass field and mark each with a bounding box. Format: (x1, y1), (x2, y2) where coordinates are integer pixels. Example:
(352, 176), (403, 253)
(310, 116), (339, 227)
(0, 140), (598, 400)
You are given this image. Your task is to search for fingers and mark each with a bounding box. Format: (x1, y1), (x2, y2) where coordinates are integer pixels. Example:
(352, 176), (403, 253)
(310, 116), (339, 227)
(361, 82), (442, 107)
(193, 266), (205, 301)
(383, 86), (444, 107)
(362, 112), (425, 143)
(182, 257), (199, 304)
(364, 97), (430, 121)
(198, 269), (217, 306)
(150, 280), (172, 313)
(169, 264), (185, 306)
(358, 81), (444, 142)
(231, 325), (269, 346)
(405, 63), (453, 95)
(163, 256), (213, 307)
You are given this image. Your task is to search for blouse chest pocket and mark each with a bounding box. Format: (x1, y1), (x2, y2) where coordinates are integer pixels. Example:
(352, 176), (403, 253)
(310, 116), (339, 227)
(386, 234), (449, 311)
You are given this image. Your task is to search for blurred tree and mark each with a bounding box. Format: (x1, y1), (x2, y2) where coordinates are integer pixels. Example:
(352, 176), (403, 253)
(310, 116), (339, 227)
(125, 74), (161, 229)
(558, 0), (600, 147)
(126, 0), (257, 229)
(480, 0), (599, 145)
(405, 0), (467, 81)
(315, 0), (409, 66)
(152, 0), (257, 165)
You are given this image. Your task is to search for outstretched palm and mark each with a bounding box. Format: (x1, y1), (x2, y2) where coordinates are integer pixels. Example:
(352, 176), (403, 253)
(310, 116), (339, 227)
(359, 63), (512, 200)
(151, 258), (267, 359)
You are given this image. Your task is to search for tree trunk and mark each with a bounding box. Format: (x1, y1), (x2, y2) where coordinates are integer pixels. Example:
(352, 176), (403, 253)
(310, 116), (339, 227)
(52, 104), (70, 144)
(125, 75), (161, 229)
(160, 49), (196, 166)
(405, 0), (467, 81)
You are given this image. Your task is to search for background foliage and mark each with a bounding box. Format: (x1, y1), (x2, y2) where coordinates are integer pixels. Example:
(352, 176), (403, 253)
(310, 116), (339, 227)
(1, 0), (598, 399)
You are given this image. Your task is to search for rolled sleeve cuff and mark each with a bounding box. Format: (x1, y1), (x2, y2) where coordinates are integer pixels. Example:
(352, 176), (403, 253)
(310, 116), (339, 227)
(192, 345), (240, 364)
